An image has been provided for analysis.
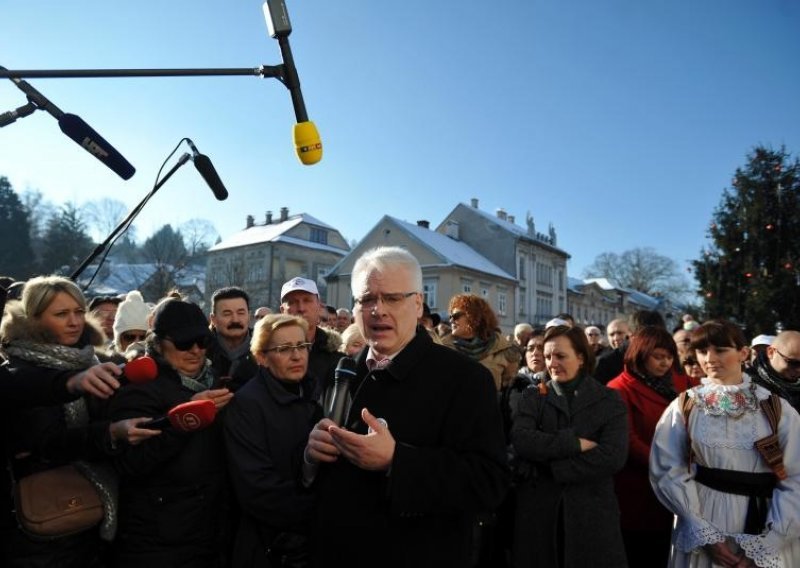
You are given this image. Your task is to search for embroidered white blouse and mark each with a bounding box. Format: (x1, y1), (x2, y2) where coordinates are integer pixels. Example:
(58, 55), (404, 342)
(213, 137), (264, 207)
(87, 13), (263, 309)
(650, 375), (800, 568)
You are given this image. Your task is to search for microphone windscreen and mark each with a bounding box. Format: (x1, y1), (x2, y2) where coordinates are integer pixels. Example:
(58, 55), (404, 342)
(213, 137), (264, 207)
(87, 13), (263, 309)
(293, 121), (322, 165)
(123, 356), (158, 384)
(193, 154), (229, 201)
(57, 113), (136, 180)
(167, 399), (217, 432)
(335, 356), (357, 378)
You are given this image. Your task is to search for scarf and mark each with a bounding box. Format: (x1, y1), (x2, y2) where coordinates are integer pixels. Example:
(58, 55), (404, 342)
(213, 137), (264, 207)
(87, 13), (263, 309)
(178, 359), (216, 393)
(4, 339), (119, 541)
(453, 334), (496, 361)
(753, 352), (800, 411)
(216, 331), (251, 365)
(629, 368), (679, 402)
(551, 373), (587, 409)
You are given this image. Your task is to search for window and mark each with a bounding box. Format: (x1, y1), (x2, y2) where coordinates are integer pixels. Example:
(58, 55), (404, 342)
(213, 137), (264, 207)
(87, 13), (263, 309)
(461, 279), (473, 293)
(310, 228), (328, 245)
(498, 291), (507, 316)
(422, 279), (438, 308)
(519, 256), (526, 280)
(519, 289), (526, 315)
(536, 262), (553, 287)
(480, 285), (489, 299)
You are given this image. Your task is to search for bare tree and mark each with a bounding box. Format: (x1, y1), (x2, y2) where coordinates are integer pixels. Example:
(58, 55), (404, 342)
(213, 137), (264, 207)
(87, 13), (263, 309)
(82, 198), (129, 242)
(179, 218), (219, 256)
(583, 247), (692, 299)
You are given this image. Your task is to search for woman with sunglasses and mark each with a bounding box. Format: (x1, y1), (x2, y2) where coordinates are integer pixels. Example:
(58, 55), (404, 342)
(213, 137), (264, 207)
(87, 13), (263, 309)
(109, 299), (233, 568)
(1, 276), (157, 567)
(224, 314), (322, 567)
(650, 320), (800, 568)
(443, 294), (519, 391)
(106, 290), (151, 363)
(606, 326), (697, 567)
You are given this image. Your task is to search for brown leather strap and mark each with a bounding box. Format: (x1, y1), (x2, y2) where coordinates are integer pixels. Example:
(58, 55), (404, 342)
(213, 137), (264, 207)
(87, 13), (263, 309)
(679, 391), (695, 473)
(760, 394), (782, 436)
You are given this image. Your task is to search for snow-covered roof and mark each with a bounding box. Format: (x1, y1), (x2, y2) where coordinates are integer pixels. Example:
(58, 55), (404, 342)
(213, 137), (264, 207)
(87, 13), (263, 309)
(388, 216), (516, 280)
(208, 213), (345, 253)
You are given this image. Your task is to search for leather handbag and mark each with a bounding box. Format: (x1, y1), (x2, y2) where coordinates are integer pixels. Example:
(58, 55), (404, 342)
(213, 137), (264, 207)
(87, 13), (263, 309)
(13, 464), (103, 538)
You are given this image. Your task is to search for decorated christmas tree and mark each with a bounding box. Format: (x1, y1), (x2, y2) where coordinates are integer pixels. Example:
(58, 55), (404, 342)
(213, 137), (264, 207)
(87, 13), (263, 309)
(693, 147), (799, 336)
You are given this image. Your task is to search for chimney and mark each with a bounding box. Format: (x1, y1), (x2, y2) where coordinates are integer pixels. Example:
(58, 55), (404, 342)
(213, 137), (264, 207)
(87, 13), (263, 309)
(470, 198), (479, 208)
(508, 215), (515, 224)
(246, 214), (255, 228)
(279, 207), (289, 222)
(416, 220), (430, 229)
(496, 208), (508, 221)
(265, 210), (273, 224)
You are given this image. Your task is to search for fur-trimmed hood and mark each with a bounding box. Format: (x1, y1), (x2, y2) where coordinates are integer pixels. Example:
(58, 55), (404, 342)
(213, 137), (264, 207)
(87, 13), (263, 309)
(1, 299), (107, 348)
(318, 326), (343, 353)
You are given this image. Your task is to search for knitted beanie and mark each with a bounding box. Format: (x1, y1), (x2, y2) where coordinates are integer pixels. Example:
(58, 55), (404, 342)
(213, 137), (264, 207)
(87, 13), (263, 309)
(113, 291), (151, 345)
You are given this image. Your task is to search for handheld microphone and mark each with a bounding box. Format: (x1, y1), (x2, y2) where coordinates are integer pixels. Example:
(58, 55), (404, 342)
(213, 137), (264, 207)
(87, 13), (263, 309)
(1, 67), (136, 180)
(186, 139), (229, 201)
(141, 399), (217, 432)
(326, 356), (357, 426)
(262, 0), (322, 165)
(119, 356), (158, 385)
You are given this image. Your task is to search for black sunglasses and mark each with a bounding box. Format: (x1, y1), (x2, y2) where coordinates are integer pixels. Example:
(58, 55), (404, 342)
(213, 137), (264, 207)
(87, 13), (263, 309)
(166, 334), (212, 351)
(681, 358), (699, 366)
(775, 349), (800, 369)
(121, 331), (148, 343)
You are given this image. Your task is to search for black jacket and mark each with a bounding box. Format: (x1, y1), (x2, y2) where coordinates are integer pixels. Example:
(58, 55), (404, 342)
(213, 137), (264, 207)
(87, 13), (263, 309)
(313, 327), (510, 568)
(206, 331), (258, 392)
(223, 367), (321, 567)
(509, 376), (628, 568)
(108, 360), (228, 568)
(307, 326), (343, 400)
(594, 343), (627, 385)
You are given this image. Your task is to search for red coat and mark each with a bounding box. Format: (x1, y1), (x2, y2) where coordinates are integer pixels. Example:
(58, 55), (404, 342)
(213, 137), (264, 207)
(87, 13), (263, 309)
(606, 369), (696, 531)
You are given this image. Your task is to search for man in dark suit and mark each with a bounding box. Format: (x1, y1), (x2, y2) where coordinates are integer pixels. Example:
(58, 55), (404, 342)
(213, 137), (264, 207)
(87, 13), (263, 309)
(304, 246), (509, 567)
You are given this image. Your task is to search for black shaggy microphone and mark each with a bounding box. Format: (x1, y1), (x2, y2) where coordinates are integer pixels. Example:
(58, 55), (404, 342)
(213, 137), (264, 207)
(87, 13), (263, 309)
(326, 357), (357, 426)
(186, 139), (228, 201)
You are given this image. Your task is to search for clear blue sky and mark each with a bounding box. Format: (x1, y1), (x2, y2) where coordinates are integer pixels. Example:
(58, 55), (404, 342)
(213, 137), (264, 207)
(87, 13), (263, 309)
(2, 0), (799, 282)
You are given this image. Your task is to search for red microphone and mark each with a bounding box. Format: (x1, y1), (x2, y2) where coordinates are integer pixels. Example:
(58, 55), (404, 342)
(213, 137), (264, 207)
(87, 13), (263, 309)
(141, 399), (217, 432)
(120, 356), (158, 384)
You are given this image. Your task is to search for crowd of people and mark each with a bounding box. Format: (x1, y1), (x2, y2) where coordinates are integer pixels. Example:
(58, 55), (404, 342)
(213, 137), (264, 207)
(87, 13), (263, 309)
(1, 248), (799, 568)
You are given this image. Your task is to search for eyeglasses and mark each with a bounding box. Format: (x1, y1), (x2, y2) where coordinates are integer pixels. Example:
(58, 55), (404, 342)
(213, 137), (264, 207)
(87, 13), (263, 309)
(775, 349), (800, 369)
(353, 292), (417, 310)
(166, 334), (211, 351)
(681, 358), (699, 367)
(121, 331), (148, 343)
(449, 311), (465, 322)
(263, 342), (313, 356)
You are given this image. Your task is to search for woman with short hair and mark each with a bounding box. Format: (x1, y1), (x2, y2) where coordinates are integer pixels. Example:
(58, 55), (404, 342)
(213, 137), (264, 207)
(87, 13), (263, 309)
(443, 294), (519, 391)
(509, 325), (628, 567)
(224, 314), (321, 567)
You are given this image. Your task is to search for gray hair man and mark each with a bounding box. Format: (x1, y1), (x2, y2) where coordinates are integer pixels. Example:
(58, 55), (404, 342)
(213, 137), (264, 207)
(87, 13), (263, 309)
(303, 246), (508, 566)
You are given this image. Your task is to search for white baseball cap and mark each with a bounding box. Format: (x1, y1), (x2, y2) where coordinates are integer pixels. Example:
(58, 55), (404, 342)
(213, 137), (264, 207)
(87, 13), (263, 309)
(280, 277), (319, 302)
(545, 317), (569, 329)
(751, 334), (776, 347)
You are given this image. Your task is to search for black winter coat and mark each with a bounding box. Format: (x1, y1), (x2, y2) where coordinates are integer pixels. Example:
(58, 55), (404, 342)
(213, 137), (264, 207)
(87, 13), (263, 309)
(108, 361), (228, 568)
(313, 327), (510, 568)
(509, 376), (628, 568)
(223, 367), (321, 567)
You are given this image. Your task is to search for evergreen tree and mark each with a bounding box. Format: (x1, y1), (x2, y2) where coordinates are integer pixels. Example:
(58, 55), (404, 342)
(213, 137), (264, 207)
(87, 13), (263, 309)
(142, 224), (189, 298)
(0, 176), (35, 278)
(693, 146), (800, 335)
(39, 203), (96, 276)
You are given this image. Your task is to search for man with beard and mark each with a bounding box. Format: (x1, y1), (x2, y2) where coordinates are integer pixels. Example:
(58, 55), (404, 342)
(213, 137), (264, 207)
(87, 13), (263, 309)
(752, 330), (800, 412)
(207, 286), (258, 391)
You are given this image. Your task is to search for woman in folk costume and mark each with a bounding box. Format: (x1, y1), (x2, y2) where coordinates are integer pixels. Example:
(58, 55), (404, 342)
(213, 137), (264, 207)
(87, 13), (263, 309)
(650, 319), (800, 568)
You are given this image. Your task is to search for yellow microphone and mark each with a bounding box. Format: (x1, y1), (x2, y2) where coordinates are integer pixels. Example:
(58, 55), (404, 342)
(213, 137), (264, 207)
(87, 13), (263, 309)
(293, 120), (322, 165)
(264, 0), (322, 166)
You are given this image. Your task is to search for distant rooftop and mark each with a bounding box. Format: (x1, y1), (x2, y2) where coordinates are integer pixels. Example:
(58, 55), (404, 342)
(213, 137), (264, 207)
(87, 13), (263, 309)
(209, 213), (347, 254)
